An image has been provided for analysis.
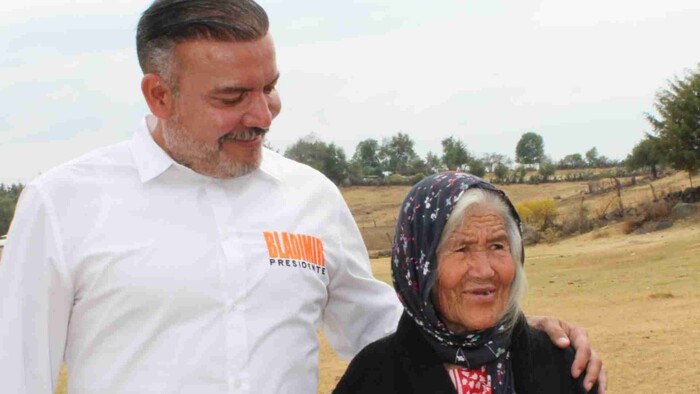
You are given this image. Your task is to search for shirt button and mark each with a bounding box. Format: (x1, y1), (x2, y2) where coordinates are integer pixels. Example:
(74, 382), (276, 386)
(233, 379), (242, 389)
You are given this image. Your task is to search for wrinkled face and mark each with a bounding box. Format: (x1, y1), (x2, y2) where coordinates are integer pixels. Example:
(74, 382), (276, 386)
(160, 34), (281, 178)
(434, 205), (516, 333)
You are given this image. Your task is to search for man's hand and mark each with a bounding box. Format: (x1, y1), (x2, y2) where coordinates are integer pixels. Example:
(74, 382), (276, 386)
(527, 315), (606, 394)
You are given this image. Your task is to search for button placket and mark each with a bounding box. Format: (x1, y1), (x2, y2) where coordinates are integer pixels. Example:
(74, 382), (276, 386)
(204, 181), (249, 393)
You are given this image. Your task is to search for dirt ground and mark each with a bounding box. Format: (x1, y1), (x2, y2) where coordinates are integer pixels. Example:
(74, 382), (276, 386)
(317, 217), (700, 393)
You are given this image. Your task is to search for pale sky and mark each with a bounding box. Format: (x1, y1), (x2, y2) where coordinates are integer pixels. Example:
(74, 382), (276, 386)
(1, 0), (699, 184)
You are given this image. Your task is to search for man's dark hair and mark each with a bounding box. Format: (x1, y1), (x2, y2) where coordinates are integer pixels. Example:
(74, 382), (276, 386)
(136, 0), (269, 77)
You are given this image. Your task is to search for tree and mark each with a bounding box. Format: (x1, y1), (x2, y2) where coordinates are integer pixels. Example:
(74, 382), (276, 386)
(441, 136), (471, 171)
(424, 151), (442, 174)
(481, 153), (511, 173)
(0, 183), (24, 235)
(346, 161), (364, 185)
(323, 143), (349, 185)
(285, 134), (349, 185)
(351, 139), (381, 176)
(494, 162), (509, 181)
(538, 158), (557, 182)
(626, 136), (663, 179)
(558, 153), (586, 169)
(596, 155), (615, 168)
(285, 134), (325, 169)
(585, 147), (599, 168)
(468, 159), (486, 178)
(515, 132), (545, 166)
(514, 166), (528, 183)
(407, 157), (430, 176)
(647, 65), (700, 186)
(379, 132), (420, 175)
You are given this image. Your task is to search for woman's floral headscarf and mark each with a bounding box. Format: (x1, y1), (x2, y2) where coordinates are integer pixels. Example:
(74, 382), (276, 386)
(391, 172), (523, 392)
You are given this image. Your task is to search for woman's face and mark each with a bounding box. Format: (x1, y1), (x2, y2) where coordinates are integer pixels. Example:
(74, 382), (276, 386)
(434, 205), (516, 333)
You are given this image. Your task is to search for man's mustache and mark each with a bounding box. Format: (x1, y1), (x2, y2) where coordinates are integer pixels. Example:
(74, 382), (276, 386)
(218, 128), (269, 143)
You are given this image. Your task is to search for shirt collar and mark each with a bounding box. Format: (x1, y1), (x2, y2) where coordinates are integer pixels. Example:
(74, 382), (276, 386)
(130, 115), (282, 184)
(257, 148), (282, 183)
(130, 115), (174, 183)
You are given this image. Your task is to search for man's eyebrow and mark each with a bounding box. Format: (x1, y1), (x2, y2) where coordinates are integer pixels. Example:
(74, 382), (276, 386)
(210, 73), (280, 95)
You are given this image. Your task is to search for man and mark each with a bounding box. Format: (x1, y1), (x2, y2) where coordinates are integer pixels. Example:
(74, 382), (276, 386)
(0, 1), (604, 393)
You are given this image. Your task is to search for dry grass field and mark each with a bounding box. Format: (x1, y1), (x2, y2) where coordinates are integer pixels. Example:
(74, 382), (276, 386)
(41, 171), (700, 393)
(343, 171), (698, 252)
(318, 216), (700, 393)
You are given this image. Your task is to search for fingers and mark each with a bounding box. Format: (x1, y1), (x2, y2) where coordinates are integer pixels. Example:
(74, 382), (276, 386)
(595, 365), (607, 394)
(570, 326), (591, 378)
(527, 315), (571, 349)
(527, 315), (605, 392)
(582, 350), (605, 393)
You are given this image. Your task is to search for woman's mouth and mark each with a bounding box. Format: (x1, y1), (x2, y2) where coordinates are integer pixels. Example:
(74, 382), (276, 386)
(464, 286), (496, 301)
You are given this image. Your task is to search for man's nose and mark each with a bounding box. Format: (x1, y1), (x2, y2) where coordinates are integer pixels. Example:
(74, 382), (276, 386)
(466, 252), (495, 279)
(243, 92), (273, 129)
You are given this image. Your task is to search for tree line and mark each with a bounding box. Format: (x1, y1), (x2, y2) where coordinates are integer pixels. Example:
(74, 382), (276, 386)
(283, 130), (630, 186)
(1, 65), (698, 234)
(284, 64), (700, 187)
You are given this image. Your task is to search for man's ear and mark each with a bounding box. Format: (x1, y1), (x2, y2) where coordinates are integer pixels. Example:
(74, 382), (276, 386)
(141, 73), (175, 119)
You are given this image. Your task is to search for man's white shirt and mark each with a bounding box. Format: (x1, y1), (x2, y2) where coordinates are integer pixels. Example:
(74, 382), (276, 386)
(0, 115), (402, 393)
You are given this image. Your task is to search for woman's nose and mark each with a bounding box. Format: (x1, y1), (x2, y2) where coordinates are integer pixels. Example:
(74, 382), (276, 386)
(466, 252), (495, 279)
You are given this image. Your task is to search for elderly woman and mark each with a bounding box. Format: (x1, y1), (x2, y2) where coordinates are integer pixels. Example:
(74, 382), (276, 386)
(334, 173), (596, 394)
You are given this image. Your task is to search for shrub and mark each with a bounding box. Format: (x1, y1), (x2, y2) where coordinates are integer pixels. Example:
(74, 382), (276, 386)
(560, 201), (594, 236)
(561, 214), (594, 235)
(621, 220), (635, 234)
(622, 199), (673, 233)
(384, 174), (410, 186)
(639, 200), (672, 221)
(411, 173), (426, 185)
(528, 174), (543, 184)
(541, 227), (561, 243)
(515, 199), (558, 230)
(515, 205), (534, 225)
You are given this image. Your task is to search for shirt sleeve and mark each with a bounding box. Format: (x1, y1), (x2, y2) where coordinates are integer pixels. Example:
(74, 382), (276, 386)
(321, 189), (403, 360)
(0, 184), (73, 393)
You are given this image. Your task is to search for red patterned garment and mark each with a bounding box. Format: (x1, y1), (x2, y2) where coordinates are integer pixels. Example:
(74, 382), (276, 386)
(448, 365), (493, 394)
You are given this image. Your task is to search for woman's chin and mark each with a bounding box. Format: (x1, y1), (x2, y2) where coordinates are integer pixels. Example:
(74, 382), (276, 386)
(448, 314), (500, 333)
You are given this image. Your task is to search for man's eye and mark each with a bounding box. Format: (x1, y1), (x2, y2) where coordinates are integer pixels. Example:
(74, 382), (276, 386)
(219, 95), (244, 105)
(263, 85), (275, 94)
(491, 243), (505, 250)
(221, 99), (242, 105)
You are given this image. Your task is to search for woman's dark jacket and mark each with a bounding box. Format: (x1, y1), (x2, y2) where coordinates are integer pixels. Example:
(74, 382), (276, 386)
(333, 313), (595, 394)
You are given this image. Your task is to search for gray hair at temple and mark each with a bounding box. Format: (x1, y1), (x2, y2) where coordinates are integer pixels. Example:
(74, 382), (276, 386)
(136, 0), (269, 90)
(437, 188), (527, 333)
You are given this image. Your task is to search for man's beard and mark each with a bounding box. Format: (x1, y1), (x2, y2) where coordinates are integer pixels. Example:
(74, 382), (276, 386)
(161, 114), (265, 179)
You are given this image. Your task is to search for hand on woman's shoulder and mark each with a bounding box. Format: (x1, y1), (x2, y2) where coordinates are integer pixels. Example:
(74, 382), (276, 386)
(515, 326), (597, 394)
